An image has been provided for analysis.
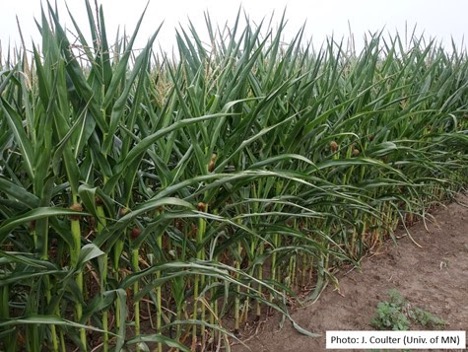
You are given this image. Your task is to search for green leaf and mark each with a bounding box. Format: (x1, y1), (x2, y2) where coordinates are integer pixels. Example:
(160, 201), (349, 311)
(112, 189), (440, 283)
(0, 207), (88, 244)
(0, 315), (112, 334)
(0, 98), (34, 179)
(76, 243), (105, 267)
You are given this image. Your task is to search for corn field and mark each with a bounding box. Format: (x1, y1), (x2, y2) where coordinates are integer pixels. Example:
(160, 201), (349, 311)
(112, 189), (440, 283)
(0, 2), (467, 351)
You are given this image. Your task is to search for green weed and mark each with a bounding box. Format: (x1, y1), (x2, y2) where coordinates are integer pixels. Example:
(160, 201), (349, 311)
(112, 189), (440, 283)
(371, 289), (446, 331)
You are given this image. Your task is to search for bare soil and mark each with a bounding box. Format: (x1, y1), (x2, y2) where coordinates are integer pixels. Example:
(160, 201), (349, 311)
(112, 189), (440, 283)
(232, 193), (468, 352)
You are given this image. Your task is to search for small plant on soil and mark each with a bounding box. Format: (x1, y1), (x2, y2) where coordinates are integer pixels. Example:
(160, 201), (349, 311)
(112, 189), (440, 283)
(408, 306), (446, 328)
(371, 289), (446, 331)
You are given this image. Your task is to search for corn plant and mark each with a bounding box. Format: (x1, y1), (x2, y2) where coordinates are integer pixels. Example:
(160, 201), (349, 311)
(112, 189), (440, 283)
(1, 1), (467, 351)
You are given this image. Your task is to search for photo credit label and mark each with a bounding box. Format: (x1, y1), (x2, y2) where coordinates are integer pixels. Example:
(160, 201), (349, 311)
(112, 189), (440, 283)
(326, 331), (466, 349)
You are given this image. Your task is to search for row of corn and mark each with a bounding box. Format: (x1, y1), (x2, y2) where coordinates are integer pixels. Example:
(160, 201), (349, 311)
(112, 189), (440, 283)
(0, 2), (467, 351)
